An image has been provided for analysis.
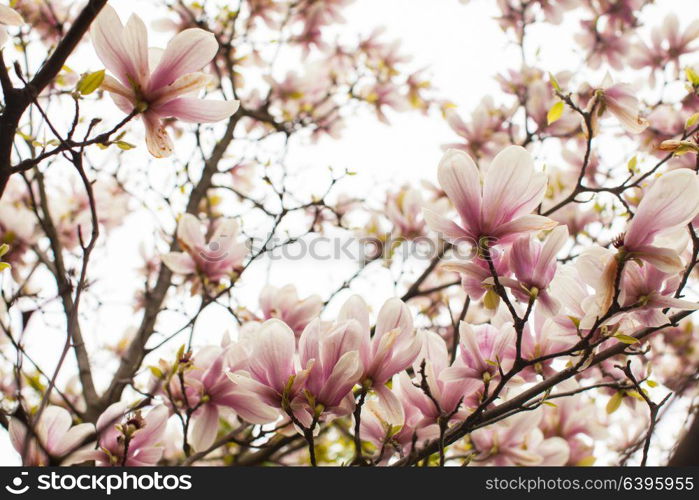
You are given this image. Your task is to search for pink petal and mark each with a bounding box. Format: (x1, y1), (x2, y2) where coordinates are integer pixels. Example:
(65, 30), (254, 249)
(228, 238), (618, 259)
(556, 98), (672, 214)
(91, 5), (137, 88)
(482, 145), (547, 229)
(177, 213), (206, 249)
(153, 97), (240, 123)
(423, 208), (470, 242)
(190, 405), (219, 451)
(625, 169), (699, 249)
(161, 252), (196, 274)
(148, 28), (218, 91)
(0, 5), (23, 26)
(437, 149), (482, 232)
(122, 14), (149, 87)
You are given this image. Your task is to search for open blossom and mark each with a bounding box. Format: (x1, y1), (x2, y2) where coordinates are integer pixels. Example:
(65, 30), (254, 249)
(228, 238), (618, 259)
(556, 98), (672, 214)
(92, 5), (239, 157)
(338, 295), (422, 387)
(503, 225), (569, 315)
(404, 331), (479, 418)
(443, 97), (512, 161)
(259, 284), (323, 336)
(360, 374), (440, 461)
(424, 146), (555, 246)
(0, 3), (23, 47)
(619, 169), (699, 272)
(162, 214), (248, 283)
(444, 322), (516, 387)
(227, 319), (311, 415)
(471, 410), (569, 466)
(73, 404), (169, 466)
(162, 346), (278, 451)
(617, 261), (699, 328)
(588, 76), (649, 135)
(297, 319), (364, 422)
(9, 406), (93, 465)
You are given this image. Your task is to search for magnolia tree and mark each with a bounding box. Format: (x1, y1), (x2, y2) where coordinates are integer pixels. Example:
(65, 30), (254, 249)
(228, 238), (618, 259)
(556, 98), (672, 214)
(0, 0), (698, 468)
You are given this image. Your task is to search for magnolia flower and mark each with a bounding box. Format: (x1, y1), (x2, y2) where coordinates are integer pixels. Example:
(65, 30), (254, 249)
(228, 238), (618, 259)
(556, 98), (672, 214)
(162, 214), (248, 283)
(617, 261), (699, 328)
(588, 76), (649, 135)
(0, 4), (23, 47)
(424, 146), (555, 247)
(360, 376), (439, 461)
(92, 5), (239, 157)
(503, 225), (569, 315)
(73, 403), (169, 466)
(227, 319), (311, 415)
(163, 346), (278, 451)
(297, 318), (364, 422)
(619, 169), (699, 272)
(443, 97), (512, 161)
(259, 284), (323, 335)
(442, 247), (510, 302)
(405, 331), (479, 418)
(443, 322), (515, 385)
(9, 406), (93, 465)
(471, 410), (569, 466)
(338, 295), (422, 387)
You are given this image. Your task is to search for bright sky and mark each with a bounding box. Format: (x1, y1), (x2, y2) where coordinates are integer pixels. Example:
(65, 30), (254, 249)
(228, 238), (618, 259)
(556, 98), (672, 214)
(1, 0), (695, 465)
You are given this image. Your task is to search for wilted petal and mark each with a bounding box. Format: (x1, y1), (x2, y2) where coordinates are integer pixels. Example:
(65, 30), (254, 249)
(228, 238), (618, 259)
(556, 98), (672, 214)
(143, 114), (174, 158)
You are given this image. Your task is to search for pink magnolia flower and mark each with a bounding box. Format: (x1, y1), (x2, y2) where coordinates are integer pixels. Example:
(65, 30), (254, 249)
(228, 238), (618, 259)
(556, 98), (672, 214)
(162, 214), (248, 283)
(588, 76), (649, 135)
(9, 406), (93, 465)
(405, 331), (480, 418)
(297, 318), (365, 421)
(442, 246), (510, 301)
(74, 403), (169, 466)
(444, 322), (516, 386)
(617, 261), (699, 328)
(620, 169), (699, 272)
(163, 346), (279, 451)
(503, 225), (569, 315)
(259, 284), (323, 336)
(541, 381), (603, 466)
(227, 319), (311, 415)
(424, 146), (556, 247)
(471, 410), (569, 466)
(92, 5), (239, 157)
(0, 3), (23, 46)
(443, 97), (512, 161)
(360, 376), (439, 462)
(338, 295), (422, 387)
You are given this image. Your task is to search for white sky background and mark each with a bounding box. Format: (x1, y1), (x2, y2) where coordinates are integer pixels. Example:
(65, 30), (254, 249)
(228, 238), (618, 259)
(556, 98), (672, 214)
(1, 0), (696, 465)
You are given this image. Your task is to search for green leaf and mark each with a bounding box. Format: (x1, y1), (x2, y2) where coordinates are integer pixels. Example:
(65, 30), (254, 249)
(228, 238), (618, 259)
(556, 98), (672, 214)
(76, 70), (105, 96)
(686, 67), (699, 86)
(606, 392), (624, 414)
(547, 101), (565, 125)
(116, 141), (136, 150)
(627, 156), (638, 173)
(614, 334), (639, 344)
(686, 112), (699, 129)
(549, 72), (561, 92)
